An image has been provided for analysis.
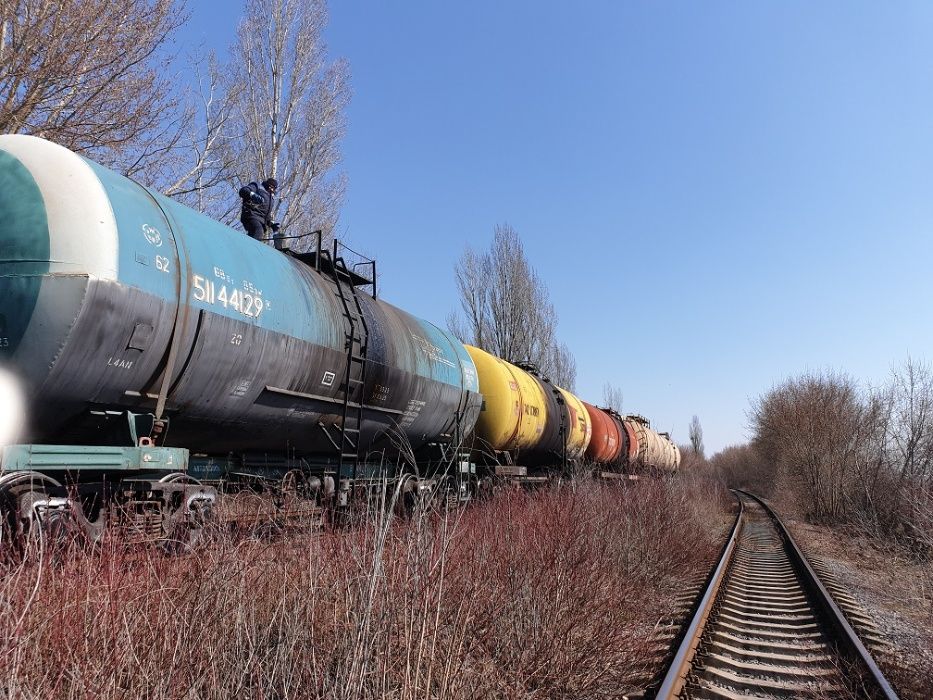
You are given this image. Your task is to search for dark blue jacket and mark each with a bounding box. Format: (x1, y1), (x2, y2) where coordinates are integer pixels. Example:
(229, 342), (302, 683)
(239, 182), (274, 226)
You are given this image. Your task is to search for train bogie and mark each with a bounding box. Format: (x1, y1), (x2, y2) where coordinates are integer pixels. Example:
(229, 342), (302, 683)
(0, 444), (215, 546)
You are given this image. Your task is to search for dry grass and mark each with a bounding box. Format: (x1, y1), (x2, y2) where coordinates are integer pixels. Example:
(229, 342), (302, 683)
(0, 476), (726, 699)
(788, 519), (933, 699)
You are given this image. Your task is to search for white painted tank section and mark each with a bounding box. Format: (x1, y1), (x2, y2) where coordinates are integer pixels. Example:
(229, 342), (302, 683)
(627, 416), (680, 472)
(0, 134), (118, 280)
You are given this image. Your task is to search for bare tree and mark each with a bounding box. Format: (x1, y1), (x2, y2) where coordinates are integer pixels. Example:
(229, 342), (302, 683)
(862, 359), (933, 546)
(707, 444), (770, 493)
(449, 224), (577, 389)
(602, 383), (624, 413)
(887, 358), (933, 487)
(162, 53), (240, 212)
(689, 415), (704, 458)
(548, 342), (577, 392)
(750, 371), (880, 522)
(218, 0), (350, 247)
(0, 0), (189, 179)
(746, 361), (933, 552)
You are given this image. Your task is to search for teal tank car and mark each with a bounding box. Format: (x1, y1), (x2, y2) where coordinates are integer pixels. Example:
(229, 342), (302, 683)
(0, 135), (482, 459)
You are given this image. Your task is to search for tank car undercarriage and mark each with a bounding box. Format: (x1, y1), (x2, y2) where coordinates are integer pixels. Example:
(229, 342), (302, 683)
(0, 417), (657, 554)
(0, 458), (215, 553)
(0, 418), (483, 553)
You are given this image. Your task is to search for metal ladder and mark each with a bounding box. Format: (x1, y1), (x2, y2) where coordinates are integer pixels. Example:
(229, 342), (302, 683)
(327, 243), (371, 485)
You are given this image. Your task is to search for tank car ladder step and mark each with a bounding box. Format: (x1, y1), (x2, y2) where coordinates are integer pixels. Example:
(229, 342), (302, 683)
(326, 240), (374, 485)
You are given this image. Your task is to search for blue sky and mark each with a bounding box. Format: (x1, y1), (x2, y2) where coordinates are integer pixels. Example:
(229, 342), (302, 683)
(178, 2), (933, 453)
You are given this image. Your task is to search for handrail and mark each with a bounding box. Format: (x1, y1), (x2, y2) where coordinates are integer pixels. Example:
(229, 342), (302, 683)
(334, 238), (372, 261)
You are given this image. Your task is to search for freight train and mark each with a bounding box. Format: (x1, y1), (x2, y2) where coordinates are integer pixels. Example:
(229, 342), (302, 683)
(0, 134), (680, 545)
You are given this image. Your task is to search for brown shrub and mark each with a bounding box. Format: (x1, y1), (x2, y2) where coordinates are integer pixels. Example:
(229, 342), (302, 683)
(706, 443), (771, 496)
(0, 477), (725, 699)
(744, 361), (933, 556)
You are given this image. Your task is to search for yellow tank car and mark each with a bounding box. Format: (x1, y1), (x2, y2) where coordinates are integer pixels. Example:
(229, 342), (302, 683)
(557, 387), (593, 460)
(464, 346), (548, 451)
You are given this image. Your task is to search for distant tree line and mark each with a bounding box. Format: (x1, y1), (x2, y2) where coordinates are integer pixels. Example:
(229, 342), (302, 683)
(0, 0), (348, 248)
(708, 359), (933, 555)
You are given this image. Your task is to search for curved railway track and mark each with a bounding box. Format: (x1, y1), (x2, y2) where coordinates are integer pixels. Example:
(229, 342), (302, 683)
(654, 490), (899, 700)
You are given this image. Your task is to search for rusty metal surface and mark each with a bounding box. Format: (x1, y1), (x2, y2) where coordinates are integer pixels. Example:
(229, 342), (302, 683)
(620, 416), (639, 464)
(583, 402), (623, 464)
(656, 493), (745, 699)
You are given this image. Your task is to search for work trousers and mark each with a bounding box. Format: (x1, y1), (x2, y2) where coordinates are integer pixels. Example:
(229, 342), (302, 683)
(241, 217), (266, 240)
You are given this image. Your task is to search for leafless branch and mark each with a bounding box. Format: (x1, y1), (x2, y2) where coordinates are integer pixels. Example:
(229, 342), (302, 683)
(0, 0), (190, 179)
(449, 224), (577, 389)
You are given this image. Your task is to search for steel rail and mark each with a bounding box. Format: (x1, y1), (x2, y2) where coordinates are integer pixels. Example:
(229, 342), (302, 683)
(654, 491), (745, 698)
(654, 490), (900, 700)
(739, 490), (900, 700)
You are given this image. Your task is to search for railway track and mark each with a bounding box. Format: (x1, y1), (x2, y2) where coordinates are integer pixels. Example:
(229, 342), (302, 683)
(654, 491), (899, 700)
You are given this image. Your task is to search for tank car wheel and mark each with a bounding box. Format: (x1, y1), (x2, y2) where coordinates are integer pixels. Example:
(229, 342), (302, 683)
(393, 474), (419, 518)
(277, 470), (325, 531)
(0, 471), (68, 558)
(158, 473), (214, 553)
(474, 476), (495, 500)
(280, 469), (313, 507)
(280, 469), (304, 495)
(459, 474), (481, 503)
(430, 475), (453, 511)
(158, 472), (201, 485)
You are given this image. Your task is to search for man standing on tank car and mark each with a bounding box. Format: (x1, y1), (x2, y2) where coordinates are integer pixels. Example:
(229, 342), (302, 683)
(239, 178), (280, 241)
